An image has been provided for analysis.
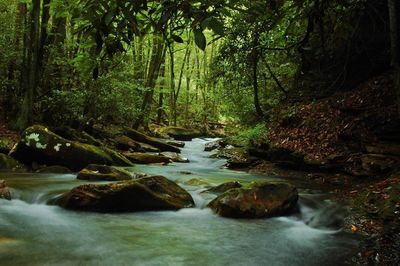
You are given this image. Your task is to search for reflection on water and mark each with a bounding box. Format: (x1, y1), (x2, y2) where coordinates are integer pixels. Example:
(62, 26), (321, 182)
(0, 138), (358, 265)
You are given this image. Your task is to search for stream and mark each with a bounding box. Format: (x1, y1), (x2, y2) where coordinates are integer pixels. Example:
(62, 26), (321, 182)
(0, 138), (359, 266)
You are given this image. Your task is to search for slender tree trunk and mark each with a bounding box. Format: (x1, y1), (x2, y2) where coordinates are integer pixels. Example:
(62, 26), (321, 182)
(388, 0), (400, 116)
(167, 42), (177, 126)
(133, 36), (145, 83)
(185, 45), (194, 124)
(173, 43), (191, 125)
(251, 32), (265, 119)
(133, 35), (165, 129)
(157, 54), (166, 124)
(37, 0), (50, 72)
(194, 49), (200, 104)
(201, 48), (208, 126)
(17, 0), (41, 130)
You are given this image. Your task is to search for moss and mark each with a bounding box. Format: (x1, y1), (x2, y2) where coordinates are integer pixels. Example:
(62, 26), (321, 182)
(0, 154), (19, 170)
(208, 181), (298, 218)
(77, 164), (132, 181)
(12, 125), (133, 171)
(58, 175), (195, 212)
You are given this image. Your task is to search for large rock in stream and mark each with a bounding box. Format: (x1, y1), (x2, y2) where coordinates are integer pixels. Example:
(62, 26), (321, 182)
(114, 135), (143, 152)
(10, 125), (133, 171)
(125, 128), (180, 153)
(208, 181), (298, 218)
(77, 164), (132, 181)
(57, 175), (195, 212)
(123, 152), (171, 164)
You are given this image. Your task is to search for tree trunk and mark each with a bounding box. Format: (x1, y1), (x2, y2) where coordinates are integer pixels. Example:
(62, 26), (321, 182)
(168, 42), (177, 126)
(185, 44), (194, 124)
(157, 55), (166, 124)
(133, 35), (165, 129)
(251, 32), (265, 119)
(388, 0), (400, 116)
(173, 43), (191, 125)
(133, 36), (145, 84)
(37, 0), (50, 72)
(17, 0), (41, 130)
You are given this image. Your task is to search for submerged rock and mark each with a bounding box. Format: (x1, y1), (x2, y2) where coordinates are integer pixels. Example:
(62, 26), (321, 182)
(0, 180), (11, 200)
(77, 164), (132, 181)
(208, 181), (298, 218)
(57, 175), (195, 212)
(202, 181), (242, 194)
(124, 152), (171, 164)
(10, 125), (133, 171)
(36, 165), (72, 174)
(182, 178), (211, 186)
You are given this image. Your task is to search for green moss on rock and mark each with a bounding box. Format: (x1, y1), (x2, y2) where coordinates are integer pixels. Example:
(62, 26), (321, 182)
(11, 125), (133, 171)
(208, 181), (298, 218)
(57, 175), (195, 212)
(77, 164), (132, 181)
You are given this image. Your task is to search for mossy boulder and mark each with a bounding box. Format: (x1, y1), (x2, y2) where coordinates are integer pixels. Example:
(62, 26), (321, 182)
(159, 126), (202, 141)
(114, 135), (143, 152)
(203, 181), (242, 194)
(0, 180), (11, 200)
(213, 147), (257, 169)
(53, 126), (103, 146)
(165, 140), (185, 148)
(125, 128), (180, 153)
(77, 164), (132, 181)
(208, 181), (298, 218)
(0, 154), (22, 170)
(10, 125), (133, 171)
(36, 165), (72, 174)
(57, 175), (195, 212)
(204, 140), (223, 152)
(137, 142), (160, 153)
(124, 152), (171, 164)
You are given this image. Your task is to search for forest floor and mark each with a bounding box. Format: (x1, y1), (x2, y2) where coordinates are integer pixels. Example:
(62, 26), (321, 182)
(244, 72), (400, 265)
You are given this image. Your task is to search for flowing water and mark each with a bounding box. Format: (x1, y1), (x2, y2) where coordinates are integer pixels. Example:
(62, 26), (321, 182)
(0, 138), (359, 266)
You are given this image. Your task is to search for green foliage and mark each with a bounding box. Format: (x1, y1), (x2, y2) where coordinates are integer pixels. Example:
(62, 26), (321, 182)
(40, 53), (144, 126)
(41, 88), (87, 125)
(194, 29), (206, 51)
(228, 123), (269, 147)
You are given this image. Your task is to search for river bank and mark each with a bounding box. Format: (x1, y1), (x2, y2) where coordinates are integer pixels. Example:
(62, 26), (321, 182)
(0, 138), (359, 266)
